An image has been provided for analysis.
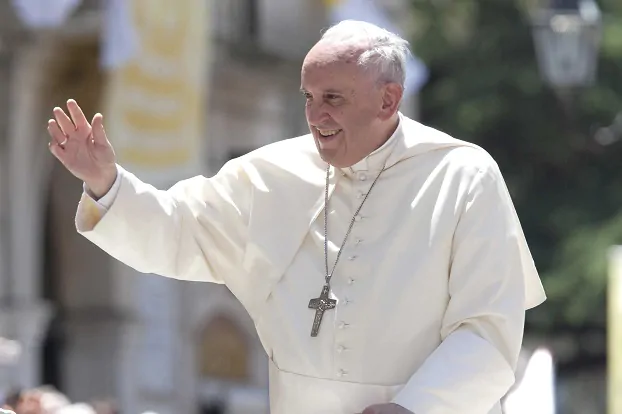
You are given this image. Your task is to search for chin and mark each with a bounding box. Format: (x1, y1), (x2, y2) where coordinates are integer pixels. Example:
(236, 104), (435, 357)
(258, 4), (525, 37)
(318, 153), (351, 169)
(313, 136), (348, 167)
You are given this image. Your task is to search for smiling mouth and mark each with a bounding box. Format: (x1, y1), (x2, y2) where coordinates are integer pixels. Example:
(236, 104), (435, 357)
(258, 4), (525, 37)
(316, 127), (342, 138)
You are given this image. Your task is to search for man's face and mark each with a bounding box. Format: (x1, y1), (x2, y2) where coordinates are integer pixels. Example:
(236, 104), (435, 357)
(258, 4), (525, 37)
(300, 42), (398, 168)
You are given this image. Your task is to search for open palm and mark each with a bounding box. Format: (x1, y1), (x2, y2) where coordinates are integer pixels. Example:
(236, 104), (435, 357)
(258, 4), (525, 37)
(47, 99), (117, 196)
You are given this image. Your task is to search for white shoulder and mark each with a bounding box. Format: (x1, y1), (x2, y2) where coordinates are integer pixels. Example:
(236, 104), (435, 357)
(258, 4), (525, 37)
(243, 134), (317, 160)
(419, 132), (505, 188)
(231, 134), (322, 175)
(444, 144), (500, 173)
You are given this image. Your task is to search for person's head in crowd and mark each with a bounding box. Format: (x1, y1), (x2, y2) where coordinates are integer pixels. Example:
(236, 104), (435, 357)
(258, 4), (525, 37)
(14, 385), (70, 414)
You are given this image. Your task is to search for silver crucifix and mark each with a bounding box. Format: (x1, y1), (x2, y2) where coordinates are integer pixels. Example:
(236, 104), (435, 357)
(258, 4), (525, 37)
(308, 284), (337, 337)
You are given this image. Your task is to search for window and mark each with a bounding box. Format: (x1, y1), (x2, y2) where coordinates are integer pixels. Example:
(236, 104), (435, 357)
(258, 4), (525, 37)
(199, 314), (250, 381)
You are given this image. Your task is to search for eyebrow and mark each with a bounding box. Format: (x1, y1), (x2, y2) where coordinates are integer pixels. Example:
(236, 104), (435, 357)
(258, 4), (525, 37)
(299, 88), (345, 95)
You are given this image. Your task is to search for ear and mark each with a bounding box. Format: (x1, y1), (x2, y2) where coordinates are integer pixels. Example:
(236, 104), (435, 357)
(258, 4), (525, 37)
(378, 82), (403, 121)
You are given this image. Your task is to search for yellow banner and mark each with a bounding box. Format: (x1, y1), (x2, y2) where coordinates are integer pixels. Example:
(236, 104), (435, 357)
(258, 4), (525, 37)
(610, 246), (622, 414)
(103, 0), (210, 186)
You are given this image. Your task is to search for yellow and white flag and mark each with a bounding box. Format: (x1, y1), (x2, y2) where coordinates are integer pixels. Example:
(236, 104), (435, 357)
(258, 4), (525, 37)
(324, 0), (428, 95)
(102, 0), (210, 187)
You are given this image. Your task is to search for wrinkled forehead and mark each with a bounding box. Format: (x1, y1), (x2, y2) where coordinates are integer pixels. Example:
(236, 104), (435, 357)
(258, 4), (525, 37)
(305, 39), (364, 64)
(301, 41), (374, 92)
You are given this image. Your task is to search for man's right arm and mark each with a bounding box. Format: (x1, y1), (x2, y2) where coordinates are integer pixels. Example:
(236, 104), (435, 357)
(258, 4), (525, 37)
(47, 100), (251, 286)
(75, 160), (251, 285)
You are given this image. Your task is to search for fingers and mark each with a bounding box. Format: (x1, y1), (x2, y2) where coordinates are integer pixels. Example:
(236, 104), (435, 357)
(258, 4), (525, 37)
(47, 119), (68, 146)
(47, 120), (67, 162)
(67, 99), (91, 131)
(53, 106), (75, 136)
(53, 100), (92, 144)
(48, 139), (65, 161)
(47, 102), (109, 164)
(91, 113), (108, 145)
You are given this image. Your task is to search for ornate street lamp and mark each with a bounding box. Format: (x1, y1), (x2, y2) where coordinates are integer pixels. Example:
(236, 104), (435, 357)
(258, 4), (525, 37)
(530, 0), (602, 90)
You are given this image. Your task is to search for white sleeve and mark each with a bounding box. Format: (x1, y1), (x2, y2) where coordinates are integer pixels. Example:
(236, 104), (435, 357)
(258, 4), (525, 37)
(76, 166), (121, 232)
(75, 160), (251, 284)
(391, 161), (546, 414)
(81, 165), (122, 211)
(86, 167), (122, 209)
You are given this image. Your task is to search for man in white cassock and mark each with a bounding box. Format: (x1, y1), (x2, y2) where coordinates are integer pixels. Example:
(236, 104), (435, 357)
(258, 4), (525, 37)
(46, 20), (546, 414)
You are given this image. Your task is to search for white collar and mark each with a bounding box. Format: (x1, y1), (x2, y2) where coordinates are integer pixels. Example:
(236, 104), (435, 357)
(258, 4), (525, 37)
(340, 114), (403, 178)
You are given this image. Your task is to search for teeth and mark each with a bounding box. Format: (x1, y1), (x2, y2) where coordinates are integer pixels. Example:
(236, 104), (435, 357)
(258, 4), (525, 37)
(317, 128), (340, 137)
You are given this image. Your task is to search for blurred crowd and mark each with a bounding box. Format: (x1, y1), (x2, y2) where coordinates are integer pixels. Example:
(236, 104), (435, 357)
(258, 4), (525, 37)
(0, 387), (228, 414)
(1, 386), (118, 414)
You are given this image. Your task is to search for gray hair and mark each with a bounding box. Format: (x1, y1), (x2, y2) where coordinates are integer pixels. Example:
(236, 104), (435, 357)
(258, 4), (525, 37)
(320, 20), (411, 88)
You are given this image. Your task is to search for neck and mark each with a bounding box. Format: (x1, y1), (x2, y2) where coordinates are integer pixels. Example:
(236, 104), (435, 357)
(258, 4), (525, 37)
(370, 114), (400, 153)
(327, 114), (401, 169)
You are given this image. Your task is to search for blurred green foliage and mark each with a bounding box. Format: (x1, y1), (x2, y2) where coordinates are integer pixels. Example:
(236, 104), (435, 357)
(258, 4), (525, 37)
(408, 0), (622, 342)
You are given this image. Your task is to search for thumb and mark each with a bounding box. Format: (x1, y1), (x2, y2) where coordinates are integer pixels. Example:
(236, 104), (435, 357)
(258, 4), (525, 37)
(91, 113), (108, 144)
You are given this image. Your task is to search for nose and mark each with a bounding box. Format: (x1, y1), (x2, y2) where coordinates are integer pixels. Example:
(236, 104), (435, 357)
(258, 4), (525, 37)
(305, 101), (330, 126)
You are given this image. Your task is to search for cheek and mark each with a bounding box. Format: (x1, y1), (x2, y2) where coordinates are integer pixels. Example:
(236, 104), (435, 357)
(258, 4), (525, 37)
(339, 101), (377, 129)
(342, 112), (371, 133)
(325, 107), (349, 127)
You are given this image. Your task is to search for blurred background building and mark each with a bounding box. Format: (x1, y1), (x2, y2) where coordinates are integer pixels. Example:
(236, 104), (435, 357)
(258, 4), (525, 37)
(0, 1), (422, 413)
(0, 0), (621, 414)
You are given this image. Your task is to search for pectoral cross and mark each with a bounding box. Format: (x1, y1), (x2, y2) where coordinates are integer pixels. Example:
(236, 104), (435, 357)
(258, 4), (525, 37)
(308, 284), (337, 337)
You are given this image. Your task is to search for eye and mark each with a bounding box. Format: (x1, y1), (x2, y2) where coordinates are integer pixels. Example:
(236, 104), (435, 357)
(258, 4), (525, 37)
(325, 94), (344, 106)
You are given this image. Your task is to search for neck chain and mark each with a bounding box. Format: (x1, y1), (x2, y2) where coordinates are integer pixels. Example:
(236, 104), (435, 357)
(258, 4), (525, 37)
(323, 163), (386, 286)
(308, 163), (387, 337)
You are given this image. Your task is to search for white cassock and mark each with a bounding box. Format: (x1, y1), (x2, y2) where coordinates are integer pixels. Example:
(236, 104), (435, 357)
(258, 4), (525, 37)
(76, 113), (546, 414)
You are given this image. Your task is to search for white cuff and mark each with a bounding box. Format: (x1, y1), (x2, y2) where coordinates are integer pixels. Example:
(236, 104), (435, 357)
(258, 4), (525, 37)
(83, 165), (122, 210)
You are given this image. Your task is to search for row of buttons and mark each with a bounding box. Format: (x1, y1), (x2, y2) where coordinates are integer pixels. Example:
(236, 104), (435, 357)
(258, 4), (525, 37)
(335, 171), (367, 379)
(339, 171), (369, 181)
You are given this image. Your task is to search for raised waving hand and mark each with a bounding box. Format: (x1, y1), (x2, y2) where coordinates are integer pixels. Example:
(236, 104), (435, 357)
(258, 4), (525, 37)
(47, 99), (117, 198)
